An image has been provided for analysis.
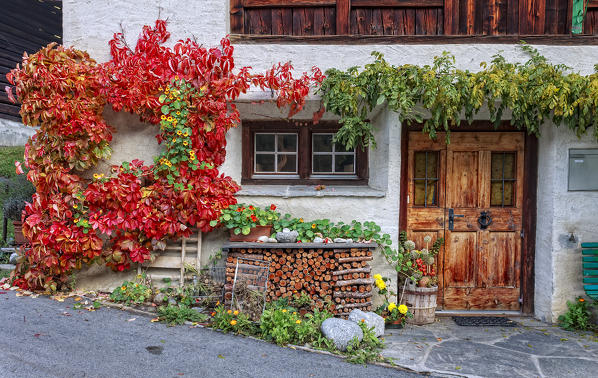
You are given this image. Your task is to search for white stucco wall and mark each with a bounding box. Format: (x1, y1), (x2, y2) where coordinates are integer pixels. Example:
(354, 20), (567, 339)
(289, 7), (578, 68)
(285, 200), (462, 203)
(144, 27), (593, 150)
(0, 119), (35, 146)
(62, 0), (598, 320)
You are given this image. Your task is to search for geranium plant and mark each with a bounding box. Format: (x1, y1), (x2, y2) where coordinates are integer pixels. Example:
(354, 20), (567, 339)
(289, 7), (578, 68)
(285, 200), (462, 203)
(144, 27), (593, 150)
(213, 203), (279, 235)
(6, 20), (322, 291)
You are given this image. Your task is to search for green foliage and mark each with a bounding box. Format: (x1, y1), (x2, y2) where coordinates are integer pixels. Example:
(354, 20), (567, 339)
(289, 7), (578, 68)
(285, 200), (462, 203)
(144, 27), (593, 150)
(110, 278), (153, 304)
(318, 47), (598, 149)
(345, 322), (386, 365)
(0, 147), (25, 178)
(214, 203), (279, 235)
(558, 297), (595, 331)
(260, 306), (333, 346)
(157, 304), (208, 326)
(211, 304), (256, 335)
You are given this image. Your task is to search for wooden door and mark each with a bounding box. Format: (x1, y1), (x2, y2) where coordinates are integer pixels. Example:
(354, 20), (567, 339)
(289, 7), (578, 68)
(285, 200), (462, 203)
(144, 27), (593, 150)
(406, 132), (524, 310)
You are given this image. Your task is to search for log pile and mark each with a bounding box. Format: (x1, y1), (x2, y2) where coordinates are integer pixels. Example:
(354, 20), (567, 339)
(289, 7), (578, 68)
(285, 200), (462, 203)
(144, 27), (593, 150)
(223, 246), (375, 317)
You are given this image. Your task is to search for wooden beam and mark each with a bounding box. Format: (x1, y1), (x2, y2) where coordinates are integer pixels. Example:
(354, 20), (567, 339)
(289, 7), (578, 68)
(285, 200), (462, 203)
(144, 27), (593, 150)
(336, 0), (350, 34)
(230, 0), (245, 34)
(229, 33), (598, 44)
(351, 0), (442, 7)
(243, 0), (335, 6)
(521, 134), (538, 315)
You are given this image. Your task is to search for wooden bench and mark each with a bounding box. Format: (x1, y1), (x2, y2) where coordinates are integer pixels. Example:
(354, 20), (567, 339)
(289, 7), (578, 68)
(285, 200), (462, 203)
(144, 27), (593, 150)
(582, 242), (598, 300)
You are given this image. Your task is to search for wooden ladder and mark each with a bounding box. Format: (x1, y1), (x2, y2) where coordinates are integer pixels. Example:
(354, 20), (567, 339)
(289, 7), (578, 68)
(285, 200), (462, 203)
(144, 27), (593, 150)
(139, 230), (203, 287)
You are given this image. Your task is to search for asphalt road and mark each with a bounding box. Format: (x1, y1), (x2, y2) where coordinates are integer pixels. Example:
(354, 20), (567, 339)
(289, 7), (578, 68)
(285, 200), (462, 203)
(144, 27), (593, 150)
(0, 291), (418, 378)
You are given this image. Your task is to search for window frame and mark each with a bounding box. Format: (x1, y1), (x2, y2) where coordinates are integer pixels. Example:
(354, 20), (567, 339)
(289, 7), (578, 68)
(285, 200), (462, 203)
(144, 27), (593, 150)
(242, 120), (368, 185)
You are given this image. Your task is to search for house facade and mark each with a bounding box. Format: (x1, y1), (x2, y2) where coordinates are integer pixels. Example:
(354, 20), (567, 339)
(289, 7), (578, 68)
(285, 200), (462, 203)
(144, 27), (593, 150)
(60, 0), (598, 322)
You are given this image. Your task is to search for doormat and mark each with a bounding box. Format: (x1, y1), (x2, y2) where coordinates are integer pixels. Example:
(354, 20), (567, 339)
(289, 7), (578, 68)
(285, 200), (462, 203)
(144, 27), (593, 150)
(452, 316), (517, 327)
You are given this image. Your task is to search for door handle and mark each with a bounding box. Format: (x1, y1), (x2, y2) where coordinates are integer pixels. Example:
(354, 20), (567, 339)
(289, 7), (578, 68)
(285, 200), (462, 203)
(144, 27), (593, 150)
(448, 208), (464, 231)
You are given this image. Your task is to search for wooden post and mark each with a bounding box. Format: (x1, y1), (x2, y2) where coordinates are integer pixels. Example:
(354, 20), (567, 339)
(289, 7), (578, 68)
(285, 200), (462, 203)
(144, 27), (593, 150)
(336, 0), (350, 34)
(196, 231), (202, 272)
(180, 238), (186, 287)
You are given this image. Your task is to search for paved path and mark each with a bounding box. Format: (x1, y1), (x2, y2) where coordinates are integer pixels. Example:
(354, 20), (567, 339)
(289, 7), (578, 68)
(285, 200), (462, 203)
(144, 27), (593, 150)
(382, 316), (598, 377)
(0, 291), (415, 378)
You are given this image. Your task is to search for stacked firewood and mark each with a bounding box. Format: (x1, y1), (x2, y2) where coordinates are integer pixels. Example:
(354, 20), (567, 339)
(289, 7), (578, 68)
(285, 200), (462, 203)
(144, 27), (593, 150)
(224, 247), (374, 316)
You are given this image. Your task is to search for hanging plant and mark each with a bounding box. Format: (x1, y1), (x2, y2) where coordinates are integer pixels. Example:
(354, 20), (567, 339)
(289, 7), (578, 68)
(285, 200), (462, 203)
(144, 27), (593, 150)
(318, 45), (598, 149)
(6, 20), (323, 291)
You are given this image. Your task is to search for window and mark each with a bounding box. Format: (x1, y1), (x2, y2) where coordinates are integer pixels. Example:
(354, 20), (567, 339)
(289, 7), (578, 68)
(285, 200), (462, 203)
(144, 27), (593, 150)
(242, 121), (368, 184)
(413, 151), (439, 207)
(490, 152), (516, 207)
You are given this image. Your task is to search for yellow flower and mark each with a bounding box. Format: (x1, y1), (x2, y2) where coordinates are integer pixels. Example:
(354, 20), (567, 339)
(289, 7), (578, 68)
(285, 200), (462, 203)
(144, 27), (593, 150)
(161, 115), (166, 120)
(293, 312), (297, 315)
(216, 301), (220, 306)
(183, 132), (189, 137)
(373, 274), (382, 281)
(233, 310), (239, 316)
(189, 155), (196, 161)
(230, 319), (237, 326)
(295, 320), (301, 324)
(167, 117), (173, 122)
(398, 304), (408, 315)
(176, 111), (181, 115)
(74, 218), (80, 223)
(376, 279), (386, 290)
(159, 86), (163, 91)
(174, 75), (179, 80)
(388, 302), (397, 312)
(311, 224), (316, 229)
(93, 173), (100, 179)
(183, 141), (188, 146)
(169, 95), (174, 100)
(176, 130), (182, 136)
(73, 204), (78, 209)
(282, 309), (287, 313)
(121, 286), (126, 291)
(227, 310), (232, 314)
(299, 218), (304, 223)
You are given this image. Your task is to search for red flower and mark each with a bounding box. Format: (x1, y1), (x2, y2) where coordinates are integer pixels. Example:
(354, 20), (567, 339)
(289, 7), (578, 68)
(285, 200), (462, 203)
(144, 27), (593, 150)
(251, 215), (257, 222)
(270, 204), (276, 210)
(249, 205), (255, 210)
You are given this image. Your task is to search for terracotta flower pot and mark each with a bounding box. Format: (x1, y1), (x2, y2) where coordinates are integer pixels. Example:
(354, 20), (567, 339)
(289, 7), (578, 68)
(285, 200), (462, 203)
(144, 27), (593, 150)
(12, 220), (27, 245)
(385, 319), (405, 329)
(229, 225), (273, 242)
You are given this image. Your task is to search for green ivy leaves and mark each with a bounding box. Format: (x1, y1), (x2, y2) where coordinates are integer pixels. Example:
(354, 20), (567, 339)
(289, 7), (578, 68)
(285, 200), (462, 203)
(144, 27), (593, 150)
(318, 46), (598, 149)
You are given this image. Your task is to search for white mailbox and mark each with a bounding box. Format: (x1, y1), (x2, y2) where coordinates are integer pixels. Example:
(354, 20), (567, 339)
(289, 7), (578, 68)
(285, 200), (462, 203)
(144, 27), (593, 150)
(569, 149), (598, 191)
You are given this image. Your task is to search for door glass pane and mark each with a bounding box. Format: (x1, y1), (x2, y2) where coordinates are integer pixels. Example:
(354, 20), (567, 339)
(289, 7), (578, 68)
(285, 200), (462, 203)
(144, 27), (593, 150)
(278, 134), (297, 152)
(255, 154), (275, 172)
(256, 134), (275, 152)
(313, 134), (333, 152)
(313, 155), (332, 173)
(335, 155), (355, 173)
(413, 151), (439, 207)
(277, 154), (296, 173)
(490, 152), (516, 207)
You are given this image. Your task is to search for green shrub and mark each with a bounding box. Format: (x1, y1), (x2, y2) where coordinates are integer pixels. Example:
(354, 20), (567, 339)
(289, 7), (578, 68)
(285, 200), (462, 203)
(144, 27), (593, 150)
(558, 297), (595, 331)
(211, 304), (255, 335)
(110, 279), (153, 304)
(260, 307), (333, 346)
(157, 304), (208, 326)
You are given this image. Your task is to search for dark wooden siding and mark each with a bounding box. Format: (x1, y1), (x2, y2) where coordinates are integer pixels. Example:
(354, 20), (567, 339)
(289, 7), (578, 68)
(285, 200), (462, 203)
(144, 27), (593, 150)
(231, 0), (598, 38)
(0, 0), (62, 122)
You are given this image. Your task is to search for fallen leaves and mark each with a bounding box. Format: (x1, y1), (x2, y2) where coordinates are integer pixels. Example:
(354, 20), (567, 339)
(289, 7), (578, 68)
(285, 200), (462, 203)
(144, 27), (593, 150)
(150, 318), (160, 323)
(217, 354), (225, 359)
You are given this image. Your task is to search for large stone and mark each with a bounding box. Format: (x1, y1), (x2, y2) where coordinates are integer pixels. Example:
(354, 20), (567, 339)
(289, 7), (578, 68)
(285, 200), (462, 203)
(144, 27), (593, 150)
(348, 309), (385, 337)
(9, 252), (18, 265)
(320, 317), (363, 351)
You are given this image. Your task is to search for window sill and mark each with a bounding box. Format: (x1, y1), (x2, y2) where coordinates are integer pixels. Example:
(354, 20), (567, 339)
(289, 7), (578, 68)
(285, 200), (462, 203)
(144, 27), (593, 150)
(237, 185), (386, 198)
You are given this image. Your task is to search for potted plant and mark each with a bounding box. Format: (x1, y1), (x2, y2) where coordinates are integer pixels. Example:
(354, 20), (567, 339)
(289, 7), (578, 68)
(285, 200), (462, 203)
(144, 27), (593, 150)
(213, 203), (279, 242)
(2, 175), (35, 246)
(380, 233), (443, 325)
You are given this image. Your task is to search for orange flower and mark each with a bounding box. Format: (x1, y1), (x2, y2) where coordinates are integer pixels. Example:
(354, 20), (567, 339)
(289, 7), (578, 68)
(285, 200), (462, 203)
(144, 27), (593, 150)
(233, 310), (239, 316)
(211, 312), (216, 316)
(227, 309), (232, 314)
(230, 319), (237, 326)
(121, 286), (126, 291)
(311, 224), (316, 229)
(579, 298), (585, 302)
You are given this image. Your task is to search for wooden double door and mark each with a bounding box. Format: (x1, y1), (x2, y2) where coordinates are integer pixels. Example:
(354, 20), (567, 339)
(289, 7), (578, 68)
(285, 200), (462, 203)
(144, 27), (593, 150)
(405, 132), (525, 310)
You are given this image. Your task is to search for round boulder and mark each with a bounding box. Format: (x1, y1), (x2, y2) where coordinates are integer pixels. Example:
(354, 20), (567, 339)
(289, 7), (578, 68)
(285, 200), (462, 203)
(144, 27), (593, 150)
(320, 317), (363, 351)
(348, 309), (385, 337)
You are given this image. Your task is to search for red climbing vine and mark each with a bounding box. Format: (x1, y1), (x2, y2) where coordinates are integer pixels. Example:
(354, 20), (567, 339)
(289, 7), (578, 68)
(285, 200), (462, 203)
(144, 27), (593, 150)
(6, 20), (323, 291)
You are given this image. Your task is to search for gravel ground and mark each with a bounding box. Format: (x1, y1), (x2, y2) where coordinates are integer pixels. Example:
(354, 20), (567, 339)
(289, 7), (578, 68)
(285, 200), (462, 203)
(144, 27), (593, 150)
(0, 290), (420, 378)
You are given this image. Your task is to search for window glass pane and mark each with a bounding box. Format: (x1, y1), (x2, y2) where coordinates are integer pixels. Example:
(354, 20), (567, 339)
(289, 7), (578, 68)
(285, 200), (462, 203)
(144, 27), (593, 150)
(278, 134), (297, 152)
(277, 154), (296, 173)
(491, 153), (503, 180)
(414, 151), (438, 178)
(503, 153), (515, 179)
(414, 180), (437, 206)
(335, 155), (355, 173)
(313, 134), (333, 152)
(491, 182), (514, 206)
(255, 154), (275, 172)
(313, 155), (332, 173)
(256, 134), (275, 152)
(334, 141), (353, 153)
